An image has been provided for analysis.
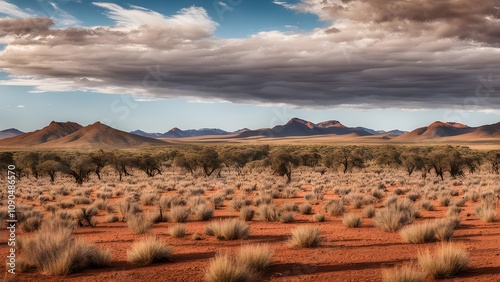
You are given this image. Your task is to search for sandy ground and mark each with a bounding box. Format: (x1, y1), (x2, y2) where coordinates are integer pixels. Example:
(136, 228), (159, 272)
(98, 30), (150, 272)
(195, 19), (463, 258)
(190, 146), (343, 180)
(1, 183), (499, 282)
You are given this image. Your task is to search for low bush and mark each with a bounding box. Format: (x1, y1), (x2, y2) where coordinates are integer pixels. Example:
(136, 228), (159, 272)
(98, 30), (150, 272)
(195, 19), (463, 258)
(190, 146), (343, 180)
(418, 243), (469, 279)
(127, 236), (173, 266)
(288, 226), (320, 248)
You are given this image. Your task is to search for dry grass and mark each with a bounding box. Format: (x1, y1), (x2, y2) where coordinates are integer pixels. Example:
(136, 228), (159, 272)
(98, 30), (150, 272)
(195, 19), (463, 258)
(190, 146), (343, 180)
(193, 204), (214, 221)
(256, 204), (280, 222)
(239, 206), (255, 221)
(312, 213), (325, 222)
(399, 221), (437, 244)
(382, 265), (426, 282)
(207, 218), (250, 240)
(127, 213), (153, 234)
(20, 226), (111, 275)
(205, 253), (252, 282)
(418, 243), (469, 279)
(474, 202), (497, 222)
(127, 236), (173, 266)
(288, 226), (320, 248)
(168, 224), (186, 238)
(237, 244), (273, 272)
(342, 213), (362, 228)
(169, 206), (191, 223)
(374, 199), (416, 232)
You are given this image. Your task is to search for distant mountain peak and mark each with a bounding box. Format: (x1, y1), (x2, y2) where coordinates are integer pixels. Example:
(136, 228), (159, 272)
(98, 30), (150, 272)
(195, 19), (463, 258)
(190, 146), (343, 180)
(316, 120), (345, 128)
(430, 121), (469, 128)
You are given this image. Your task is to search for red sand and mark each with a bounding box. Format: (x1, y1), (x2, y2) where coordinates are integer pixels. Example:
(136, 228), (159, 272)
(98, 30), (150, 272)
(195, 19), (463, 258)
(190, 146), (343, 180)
(2, 186), (499, 282)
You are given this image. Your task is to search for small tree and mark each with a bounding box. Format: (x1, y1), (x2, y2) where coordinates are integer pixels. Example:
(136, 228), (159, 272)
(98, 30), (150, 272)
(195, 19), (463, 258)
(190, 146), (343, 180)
(37, 160), (62, 183)
(325, 146), (365, 174)
(401, 152), (425, 176)
(198, 148), (222, 177)
(174, 153), (198, 175)
(271, 151), (299, 183)
(134, 154), (163, 177)
(62, 155), (95, 184)
(14, 152), (40, 179)
(486, 151), (499, 174)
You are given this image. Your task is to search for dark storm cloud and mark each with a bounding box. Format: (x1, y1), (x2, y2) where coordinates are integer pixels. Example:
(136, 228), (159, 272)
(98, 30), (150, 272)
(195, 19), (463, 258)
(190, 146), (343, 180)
(288, 0), (500, 43)
(0, 2), (499, 109)
(0, 18), (53, 35)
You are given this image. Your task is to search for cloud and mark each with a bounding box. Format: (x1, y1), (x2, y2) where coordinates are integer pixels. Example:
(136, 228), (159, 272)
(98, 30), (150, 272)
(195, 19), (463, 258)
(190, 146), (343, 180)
(0, 18), (53, 34)
(218, 2), (234, 11)
(16, 105), (25, 108)
(0, 3), (499, 110)
(276, 0), (500, 44)
(0, 0), (30, 18)
(48, 2), (81, 26)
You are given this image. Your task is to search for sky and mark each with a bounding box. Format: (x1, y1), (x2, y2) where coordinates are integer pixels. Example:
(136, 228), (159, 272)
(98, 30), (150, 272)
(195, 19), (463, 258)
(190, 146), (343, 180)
(0, 0), (499, 133)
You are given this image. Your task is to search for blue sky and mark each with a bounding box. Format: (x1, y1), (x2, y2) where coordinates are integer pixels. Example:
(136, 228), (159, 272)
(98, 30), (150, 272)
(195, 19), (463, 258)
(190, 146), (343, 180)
(0, 0), (499, 133)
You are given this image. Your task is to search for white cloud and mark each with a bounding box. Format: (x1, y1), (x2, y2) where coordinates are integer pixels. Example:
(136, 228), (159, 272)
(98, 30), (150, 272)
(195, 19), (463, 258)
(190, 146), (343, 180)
(49, 2), (81, 26)
(0, 0), (30, 18)
(16, 104), (25, 108)
(0, 3), (500, 110)
(218, 2), (234, 11)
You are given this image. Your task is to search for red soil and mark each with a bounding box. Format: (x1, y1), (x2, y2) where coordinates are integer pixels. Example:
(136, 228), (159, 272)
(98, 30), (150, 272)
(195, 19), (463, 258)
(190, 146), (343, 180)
(1, 186), (499, 282)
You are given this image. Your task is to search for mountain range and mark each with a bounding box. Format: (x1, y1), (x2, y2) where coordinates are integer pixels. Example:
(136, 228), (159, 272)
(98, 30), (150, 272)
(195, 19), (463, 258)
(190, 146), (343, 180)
(0, 128), (24, 140)
(130, 118), (406, 139)
(0, 118), (498, 148)
(0, 121), (166, 148)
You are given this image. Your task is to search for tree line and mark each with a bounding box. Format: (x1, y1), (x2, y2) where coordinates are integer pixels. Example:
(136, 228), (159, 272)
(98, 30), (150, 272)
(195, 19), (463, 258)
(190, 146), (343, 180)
(0, 145), (498, 184)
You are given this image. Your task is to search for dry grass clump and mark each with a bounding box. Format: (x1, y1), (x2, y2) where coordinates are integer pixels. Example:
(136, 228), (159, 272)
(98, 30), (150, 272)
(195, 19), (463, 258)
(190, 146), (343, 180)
(20, 216), (42, 232)
(205, 244), (273, 282)
(106, 214), (119, 223)
(363, 205), (376, 218)
(420, 200), (435, 211)
(239, 206), (255, 221)
(205, 218), (250, 240)
(210, 193), (225, 209)
(374, 199), (417, 232)
(474, 201), (497, 222)
(312, 213), (325, 222)
(118, 201), (142, 220)
(192, 233), (202, 240)
(140, 193), (157, 206)
(323, 199), (345, 216)
(72, 196), (92, 205)
(192, 204), (214, 221)
(169, 206), (190, 223)
(76, 206), (99, 227)
(281, 202), (298, 212)
(205, 253), (252, 282)
(382, 265), (426, 282)
(127, 236), (173, 266)
(92, 199), (107, 210)
(256, 204), (280, 222)
(342, 213), (362, 228)
(238, 244), (273, 272)
(400, 219), (456, 244)
(127, 213), (153, 234)
(400, 221), (438, 244)
(288, 226), (320, 248)
(20, 223), (111, 275)
(418, 243), (469, 279)
(253, 194), (273, 206)
(230, 197), (252, 211)
(168, 224), (186, 238)
(279, 212), (295, 223)
(298, 203), (312, 214)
